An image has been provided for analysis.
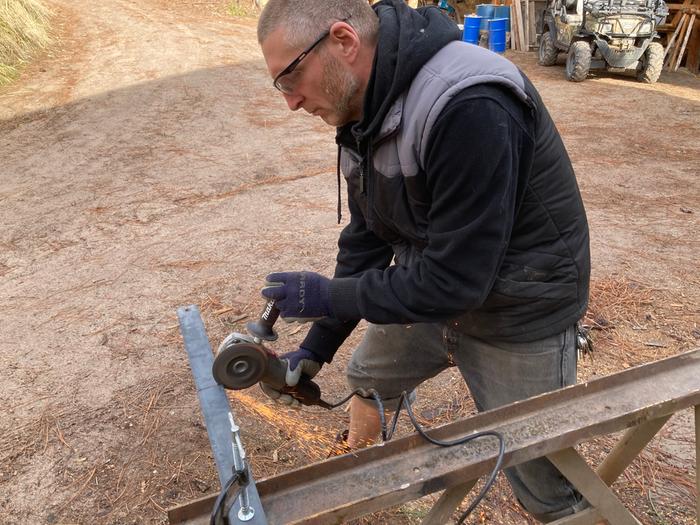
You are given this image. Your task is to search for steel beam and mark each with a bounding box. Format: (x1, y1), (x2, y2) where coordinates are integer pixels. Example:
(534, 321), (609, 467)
(170, 349), (700, 525)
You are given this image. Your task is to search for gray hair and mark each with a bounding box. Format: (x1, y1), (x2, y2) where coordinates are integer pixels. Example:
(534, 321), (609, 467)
(257, 0), (379, 48)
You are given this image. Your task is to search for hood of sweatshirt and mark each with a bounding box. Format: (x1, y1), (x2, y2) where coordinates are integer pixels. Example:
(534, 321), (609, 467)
(347, 0), (461, 147)
(333, 0), (461, 223)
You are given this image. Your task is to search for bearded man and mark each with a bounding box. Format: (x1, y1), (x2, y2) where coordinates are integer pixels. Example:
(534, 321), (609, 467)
(255, 1), (591, 522)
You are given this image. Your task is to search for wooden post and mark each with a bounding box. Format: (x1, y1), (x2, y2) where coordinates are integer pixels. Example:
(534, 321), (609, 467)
(420, 479), (478, 525)
(675, 13), (696, 70)
(511, 1), (521, 50)
(515, 0), (527, 50)
(523, 0), (530, 51)
(529, 1), (536, 49)
(596, 416), (671, 485)
(548, 448), (643, 525)
(511, 1), (517, 50)
(663, 12), (686, 60)
(688, 14), (700, 73)
(665, 13), (689, 67)
(670, 0), (692, 29)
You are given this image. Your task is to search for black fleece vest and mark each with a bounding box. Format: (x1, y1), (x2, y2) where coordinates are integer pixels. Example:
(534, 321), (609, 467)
(340, 41), (590, 341)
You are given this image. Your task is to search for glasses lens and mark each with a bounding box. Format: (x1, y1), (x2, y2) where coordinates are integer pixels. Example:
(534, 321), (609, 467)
(273, 26), (334, 95)
(275, 74), (295, 94)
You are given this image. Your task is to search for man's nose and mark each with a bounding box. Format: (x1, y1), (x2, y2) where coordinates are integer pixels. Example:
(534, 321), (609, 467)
(283, 92), (303, 111)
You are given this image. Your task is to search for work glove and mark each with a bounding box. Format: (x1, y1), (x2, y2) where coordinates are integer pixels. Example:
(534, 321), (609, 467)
(260, 347), (323, 408)
(261, 271), (332, 322)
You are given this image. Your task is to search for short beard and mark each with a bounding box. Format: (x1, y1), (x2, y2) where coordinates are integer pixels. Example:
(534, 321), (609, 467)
(320, 51), (360, 125)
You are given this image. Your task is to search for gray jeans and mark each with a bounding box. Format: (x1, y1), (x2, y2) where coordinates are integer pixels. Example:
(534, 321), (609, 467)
(346, 323), (586, 523)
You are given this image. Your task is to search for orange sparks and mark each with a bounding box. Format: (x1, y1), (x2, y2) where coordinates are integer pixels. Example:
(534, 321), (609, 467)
(229, 391), (338, 460)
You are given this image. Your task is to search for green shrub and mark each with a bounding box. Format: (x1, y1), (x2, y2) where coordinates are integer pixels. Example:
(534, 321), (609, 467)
(0, 0), (50, 85)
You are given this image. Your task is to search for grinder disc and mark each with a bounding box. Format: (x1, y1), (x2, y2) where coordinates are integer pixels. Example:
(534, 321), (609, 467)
(212, 341), (269, 389)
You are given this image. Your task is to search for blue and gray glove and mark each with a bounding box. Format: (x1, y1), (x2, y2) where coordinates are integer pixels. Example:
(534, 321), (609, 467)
(262, 271), (332, 322)
(260, 347), (323, 408)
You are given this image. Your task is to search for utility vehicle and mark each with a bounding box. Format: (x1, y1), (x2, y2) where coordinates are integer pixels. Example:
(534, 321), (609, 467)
(539, 0), (668, 82)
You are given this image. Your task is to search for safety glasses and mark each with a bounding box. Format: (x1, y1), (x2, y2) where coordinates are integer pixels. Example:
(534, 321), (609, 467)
(272, 18), (350, 95)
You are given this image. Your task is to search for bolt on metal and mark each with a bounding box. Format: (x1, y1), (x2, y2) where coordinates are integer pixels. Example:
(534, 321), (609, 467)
(229, 412), (255, 521)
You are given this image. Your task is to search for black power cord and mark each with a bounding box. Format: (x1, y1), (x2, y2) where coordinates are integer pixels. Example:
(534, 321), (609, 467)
(209, 466), (247, 525)
(325, 388), (506, 525)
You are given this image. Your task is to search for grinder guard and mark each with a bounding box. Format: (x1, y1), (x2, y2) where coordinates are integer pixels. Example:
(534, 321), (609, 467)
(212, 333), (327, 409)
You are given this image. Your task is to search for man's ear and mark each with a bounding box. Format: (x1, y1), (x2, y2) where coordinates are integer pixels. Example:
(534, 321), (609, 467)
(328, 21), (361, 62)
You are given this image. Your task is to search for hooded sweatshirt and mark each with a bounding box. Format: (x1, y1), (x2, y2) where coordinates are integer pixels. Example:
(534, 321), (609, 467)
(300, 0), (590, 363)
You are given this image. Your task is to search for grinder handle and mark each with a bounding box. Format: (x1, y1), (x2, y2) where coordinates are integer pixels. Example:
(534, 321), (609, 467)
(264, 353), (326, 408)
(246, 299), (280, 341)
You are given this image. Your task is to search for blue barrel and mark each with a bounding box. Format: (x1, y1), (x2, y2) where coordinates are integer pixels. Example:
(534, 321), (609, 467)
(493, 5), (511, 32)
(475, 4), (495, 30)
(488, 18), (507, 53)
(462, 15), (482, 45)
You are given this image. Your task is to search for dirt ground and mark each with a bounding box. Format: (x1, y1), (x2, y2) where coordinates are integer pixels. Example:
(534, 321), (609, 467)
(0, 1), (698, 524)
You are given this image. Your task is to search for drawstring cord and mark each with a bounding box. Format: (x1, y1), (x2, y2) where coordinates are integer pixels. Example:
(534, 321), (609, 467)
(336, 146), (342, 224)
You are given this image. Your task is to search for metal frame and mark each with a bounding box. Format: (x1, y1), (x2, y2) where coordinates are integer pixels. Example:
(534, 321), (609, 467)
(168, 317), (699, 525)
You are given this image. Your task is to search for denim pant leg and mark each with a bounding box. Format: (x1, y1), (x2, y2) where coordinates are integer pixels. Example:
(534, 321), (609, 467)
(346, 323), (451, 409)
(451, 325), (585, 522)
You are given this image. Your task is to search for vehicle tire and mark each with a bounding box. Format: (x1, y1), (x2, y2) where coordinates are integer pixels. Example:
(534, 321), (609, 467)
(538, 31), (559, 66)
(565, 41), (591, 82)
(636, 42), (664, 83)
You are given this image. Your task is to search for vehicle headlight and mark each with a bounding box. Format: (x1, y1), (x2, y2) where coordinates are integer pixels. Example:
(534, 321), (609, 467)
(640, 22), (653, 33)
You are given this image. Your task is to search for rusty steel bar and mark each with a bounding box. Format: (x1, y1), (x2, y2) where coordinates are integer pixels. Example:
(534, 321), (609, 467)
(170, 349), (700, 525)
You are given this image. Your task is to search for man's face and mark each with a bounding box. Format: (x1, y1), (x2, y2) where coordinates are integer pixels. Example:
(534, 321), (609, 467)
(261, 26), (361, 127)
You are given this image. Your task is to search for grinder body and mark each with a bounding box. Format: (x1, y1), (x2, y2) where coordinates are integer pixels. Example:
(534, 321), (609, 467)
(212, 333), (327, 409)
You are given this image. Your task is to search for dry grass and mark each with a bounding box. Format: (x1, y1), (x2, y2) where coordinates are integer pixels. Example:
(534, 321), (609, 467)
(226, 0), (259, 17)
(0, 0), (50, 85)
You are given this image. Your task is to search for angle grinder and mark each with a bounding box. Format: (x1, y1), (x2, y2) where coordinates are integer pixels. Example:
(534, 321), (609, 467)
(212, 299), (331, 409)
